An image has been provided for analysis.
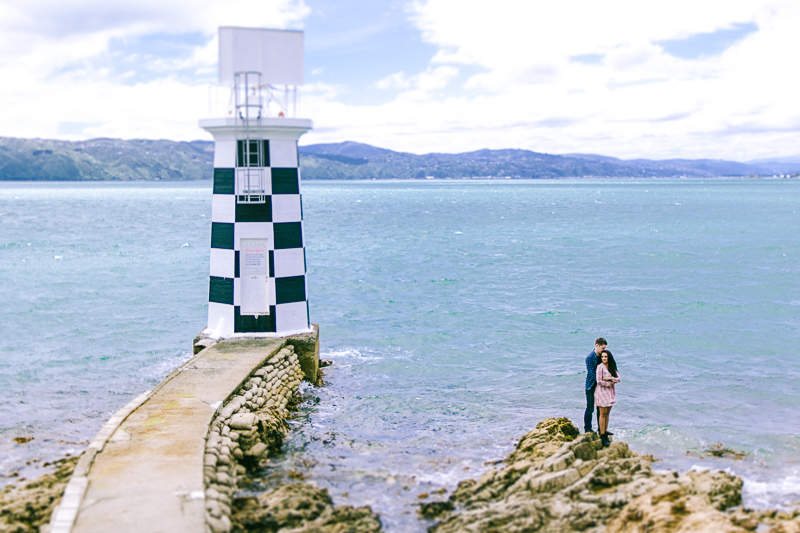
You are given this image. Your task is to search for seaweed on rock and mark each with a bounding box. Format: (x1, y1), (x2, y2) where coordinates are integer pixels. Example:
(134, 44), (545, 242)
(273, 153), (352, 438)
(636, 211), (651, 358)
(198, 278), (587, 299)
(0, 456), (79, 532)
(232, 482), (381, 533)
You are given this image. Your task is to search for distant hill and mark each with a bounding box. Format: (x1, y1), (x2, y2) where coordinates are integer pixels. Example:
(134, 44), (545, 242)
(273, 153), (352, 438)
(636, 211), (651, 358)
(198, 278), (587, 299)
(0, 137), (214, 181)
(298, 141), (797, 179)
(2, 136), (798, 181)
(746, 155), (800, 175)
(301, 140), (395, 159)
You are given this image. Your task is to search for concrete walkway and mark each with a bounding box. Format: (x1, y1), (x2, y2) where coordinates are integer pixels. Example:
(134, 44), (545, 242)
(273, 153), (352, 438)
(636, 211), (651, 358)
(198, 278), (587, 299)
(64, 337), (286, 533)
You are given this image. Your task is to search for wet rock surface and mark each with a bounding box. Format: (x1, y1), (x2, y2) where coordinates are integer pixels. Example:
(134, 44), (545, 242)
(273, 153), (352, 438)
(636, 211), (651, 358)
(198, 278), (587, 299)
(232, 482), (381, 533)
(424, 417), (800, 533)
(0, 456), (78, 533)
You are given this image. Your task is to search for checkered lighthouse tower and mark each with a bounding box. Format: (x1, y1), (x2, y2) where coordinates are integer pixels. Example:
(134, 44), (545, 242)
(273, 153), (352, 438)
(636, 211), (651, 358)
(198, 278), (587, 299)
(200, 27), (312, 338)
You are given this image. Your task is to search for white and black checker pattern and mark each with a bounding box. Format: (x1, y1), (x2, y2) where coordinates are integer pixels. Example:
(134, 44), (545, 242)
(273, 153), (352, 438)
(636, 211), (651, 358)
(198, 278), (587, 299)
(207, 139), (309, 336)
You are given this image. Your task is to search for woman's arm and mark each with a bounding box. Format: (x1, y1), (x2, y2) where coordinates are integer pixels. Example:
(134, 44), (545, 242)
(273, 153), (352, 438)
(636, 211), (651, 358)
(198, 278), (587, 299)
(597, 366), (612, 387)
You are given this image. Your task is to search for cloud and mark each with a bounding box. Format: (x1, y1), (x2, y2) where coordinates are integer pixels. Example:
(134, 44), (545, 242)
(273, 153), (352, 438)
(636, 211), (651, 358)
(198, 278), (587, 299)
(2, 0), (800, 161)
(375, 72), (410, 90)
(0, 0), (309, 140)
(0, 0), (308, 41)
(658, 22), (758, 59)
(299, 0), (800, 160)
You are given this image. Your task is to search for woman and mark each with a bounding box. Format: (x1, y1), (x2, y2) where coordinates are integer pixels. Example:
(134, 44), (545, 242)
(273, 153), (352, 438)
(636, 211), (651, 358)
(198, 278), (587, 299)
(594, 349), (620, 447)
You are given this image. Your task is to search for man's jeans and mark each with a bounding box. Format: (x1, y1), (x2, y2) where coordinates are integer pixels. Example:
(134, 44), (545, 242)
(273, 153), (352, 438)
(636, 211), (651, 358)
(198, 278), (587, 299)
(584, 385), (596, 431)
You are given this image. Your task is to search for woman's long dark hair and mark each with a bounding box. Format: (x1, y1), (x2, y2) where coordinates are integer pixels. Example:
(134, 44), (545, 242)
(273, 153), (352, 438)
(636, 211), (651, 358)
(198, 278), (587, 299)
(602, 350), (618, 378)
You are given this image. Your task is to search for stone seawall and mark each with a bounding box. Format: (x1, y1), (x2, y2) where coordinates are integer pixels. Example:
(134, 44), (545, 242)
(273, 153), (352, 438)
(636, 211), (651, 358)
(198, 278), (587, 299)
(196, 333), (380, 533)
(202, 344), (305, 533)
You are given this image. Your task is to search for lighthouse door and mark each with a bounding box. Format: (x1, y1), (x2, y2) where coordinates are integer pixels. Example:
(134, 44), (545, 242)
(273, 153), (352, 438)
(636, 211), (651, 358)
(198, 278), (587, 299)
(240, 239), (269, 315)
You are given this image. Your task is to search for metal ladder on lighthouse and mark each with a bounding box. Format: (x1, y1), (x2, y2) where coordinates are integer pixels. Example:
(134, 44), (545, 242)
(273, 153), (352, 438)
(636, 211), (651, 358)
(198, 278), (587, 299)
(234, 71), (267, 204)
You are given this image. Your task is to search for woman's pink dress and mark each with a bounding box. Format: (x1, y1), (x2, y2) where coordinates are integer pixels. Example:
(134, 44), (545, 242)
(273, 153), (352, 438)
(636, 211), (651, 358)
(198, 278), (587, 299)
(594, 364), (620, 407)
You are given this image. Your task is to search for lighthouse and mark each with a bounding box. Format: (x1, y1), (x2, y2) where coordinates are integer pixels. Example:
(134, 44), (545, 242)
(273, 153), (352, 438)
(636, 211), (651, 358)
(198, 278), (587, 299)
(201, 27), (312, 338)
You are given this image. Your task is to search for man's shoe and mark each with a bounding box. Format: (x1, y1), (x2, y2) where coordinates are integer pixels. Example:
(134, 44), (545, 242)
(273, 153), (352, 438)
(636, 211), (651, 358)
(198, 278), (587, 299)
(606, 431), (614, 436)
(585, 429), (595, 434)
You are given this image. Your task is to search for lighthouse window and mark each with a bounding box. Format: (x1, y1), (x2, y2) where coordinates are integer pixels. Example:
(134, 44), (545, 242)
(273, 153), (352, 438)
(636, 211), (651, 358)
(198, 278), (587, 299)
(248, 141), (259, 166)
(236, 140), (270, 167)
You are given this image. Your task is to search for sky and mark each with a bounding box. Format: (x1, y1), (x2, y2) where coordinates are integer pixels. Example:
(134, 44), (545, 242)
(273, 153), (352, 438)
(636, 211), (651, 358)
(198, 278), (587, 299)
(0, 0), (798, 161)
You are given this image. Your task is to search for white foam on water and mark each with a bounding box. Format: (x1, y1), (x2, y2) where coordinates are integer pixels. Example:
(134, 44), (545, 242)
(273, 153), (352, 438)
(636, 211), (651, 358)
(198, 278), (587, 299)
(414, 467), (474, 487)
(141, 351), (194, 383)
(742, 468), (800, 511)
(322, 348), (384, 361)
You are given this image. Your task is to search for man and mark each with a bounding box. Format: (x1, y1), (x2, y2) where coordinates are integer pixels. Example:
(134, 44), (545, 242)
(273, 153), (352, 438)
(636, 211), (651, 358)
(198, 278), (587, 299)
(584, 337), (607, 433)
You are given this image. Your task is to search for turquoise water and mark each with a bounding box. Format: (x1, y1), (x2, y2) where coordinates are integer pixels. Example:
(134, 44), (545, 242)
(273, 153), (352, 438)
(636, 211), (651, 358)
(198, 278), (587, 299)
(1, 179), (799, 529)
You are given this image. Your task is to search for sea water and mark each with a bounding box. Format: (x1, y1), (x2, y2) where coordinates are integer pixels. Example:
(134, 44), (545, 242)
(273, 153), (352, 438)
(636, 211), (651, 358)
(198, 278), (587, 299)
(1, 179), (799, 530)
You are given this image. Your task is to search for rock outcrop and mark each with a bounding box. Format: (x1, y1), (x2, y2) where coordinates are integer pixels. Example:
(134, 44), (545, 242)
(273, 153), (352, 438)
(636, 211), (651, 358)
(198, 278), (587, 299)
(232, 482), (381, 533)
(424, 417), (800, 533)
(0, 456), (78, 533)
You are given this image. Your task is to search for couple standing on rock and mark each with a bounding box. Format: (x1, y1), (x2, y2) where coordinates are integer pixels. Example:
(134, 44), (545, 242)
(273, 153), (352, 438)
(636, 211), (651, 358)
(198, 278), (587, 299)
(584, 337), (620, 447)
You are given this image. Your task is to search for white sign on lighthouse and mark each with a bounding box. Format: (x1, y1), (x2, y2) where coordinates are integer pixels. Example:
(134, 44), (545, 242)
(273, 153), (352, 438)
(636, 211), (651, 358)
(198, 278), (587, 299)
(201, 27), (312, 338)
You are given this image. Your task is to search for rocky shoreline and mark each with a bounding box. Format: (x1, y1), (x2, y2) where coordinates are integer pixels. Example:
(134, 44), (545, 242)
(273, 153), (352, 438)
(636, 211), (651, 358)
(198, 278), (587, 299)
(421, 418), (800, 532)
(0, 456), (78, 532)
(4, 414), (800, 532)
(211, 412), (800, 532)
